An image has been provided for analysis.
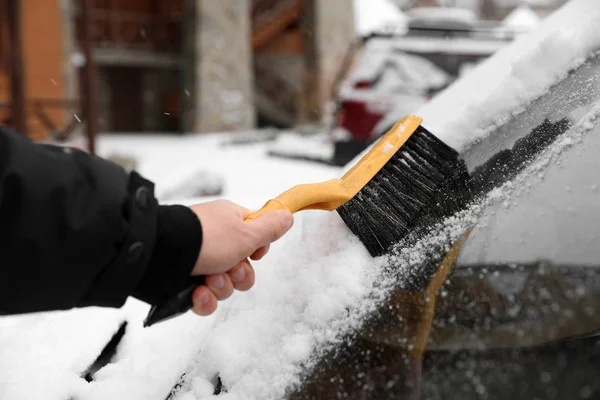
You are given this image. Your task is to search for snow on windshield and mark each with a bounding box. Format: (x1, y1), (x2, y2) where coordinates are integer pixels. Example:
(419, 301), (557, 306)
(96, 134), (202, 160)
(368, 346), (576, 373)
(457, 102), (600, 266)
(159, 2), (600, 398)
(417, 0), (600, 153)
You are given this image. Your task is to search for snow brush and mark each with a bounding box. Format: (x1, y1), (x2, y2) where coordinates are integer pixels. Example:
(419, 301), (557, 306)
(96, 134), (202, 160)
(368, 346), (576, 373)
(144, 115), (470, 327)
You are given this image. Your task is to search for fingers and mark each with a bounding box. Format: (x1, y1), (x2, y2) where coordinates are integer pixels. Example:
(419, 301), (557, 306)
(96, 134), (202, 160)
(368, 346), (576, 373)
(191, 261), (256, 316)
(191, 286), (217, 316)
(205, 273), (234, 301)
(250, 244), (270, 260)
(228, 259), (255, 291)
(191, 273), (233, 316)
(245, 210), (294, 249)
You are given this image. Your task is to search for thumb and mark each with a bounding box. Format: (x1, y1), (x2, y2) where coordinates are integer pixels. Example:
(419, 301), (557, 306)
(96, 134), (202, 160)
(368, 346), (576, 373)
(245, 210), (294, 248)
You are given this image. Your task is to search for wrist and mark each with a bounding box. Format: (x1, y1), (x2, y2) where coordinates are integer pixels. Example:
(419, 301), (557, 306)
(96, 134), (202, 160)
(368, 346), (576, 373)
(133, 205), (203, 304)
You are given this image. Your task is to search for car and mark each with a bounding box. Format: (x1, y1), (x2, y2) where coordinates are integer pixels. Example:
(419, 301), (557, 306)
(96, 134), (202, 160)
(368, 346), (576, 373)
(156, 2), (599, 398)
(333, 40), (451, 144)
(286, 3), (600, 399)
(330, 19), (517, 165)
(3, 1), (600, 399)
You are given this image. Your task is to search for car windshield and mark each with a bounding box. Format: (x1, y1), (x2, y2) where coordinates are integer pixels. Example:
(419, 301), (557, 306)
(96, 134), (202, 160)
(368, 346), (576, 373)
(289, 51), (600, 400)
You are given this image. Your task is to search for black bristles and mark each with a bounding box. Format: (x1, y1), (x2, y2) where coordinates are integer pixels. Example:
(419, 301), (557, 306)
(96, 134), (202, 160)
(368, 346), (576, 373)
(337, 125), (471, 257)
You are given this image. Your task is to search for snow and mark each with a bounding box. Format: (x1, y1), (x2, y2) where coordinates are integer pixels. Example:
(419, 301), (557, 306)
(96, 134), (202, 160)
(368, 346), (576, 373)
(495, 0), (564, 6)
(382, 141), (394, 154)
(69, 212), (382, 400)
(159, 169), (225, 201)
(407, 7), (477, 27)
(3, 0), (600, 399)
(337, 41), (450, 137)
(416, 0), (600, 153)
(457, 102), (600, 266)
(382, 35), (509, 55)
(502, 5), (542, 31)
(344, 41), (450, 90)
(353, 0), (408, 36)
(0, 308), (125, 399)
(0, 133), (341, 400)
(96, 133), (340, 208)
(267, 131), (334, 162)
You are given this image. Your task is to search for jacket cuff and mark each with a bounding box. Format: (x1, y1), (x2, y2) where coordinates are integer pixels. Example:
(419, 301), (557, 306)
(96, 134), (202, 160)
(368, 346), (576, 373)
(133, 205), (202, 305)
(78, 171), (158, 308)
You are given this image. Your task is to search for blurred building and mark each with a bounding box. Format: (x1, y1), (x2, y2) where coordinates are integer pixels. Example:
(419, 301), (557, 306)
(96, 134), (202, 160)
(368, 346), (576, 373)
(0, 0), (73, 141)
(0, 0), (355, 140)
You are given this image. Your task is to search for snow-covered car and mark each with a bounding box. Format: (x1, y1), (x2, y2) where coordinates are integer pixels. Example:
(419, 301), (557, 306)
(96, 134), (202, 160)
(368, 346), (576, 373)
(330, 18), (517, 165)
(334, 41), (451, 143)
(3, 1), (600, 399)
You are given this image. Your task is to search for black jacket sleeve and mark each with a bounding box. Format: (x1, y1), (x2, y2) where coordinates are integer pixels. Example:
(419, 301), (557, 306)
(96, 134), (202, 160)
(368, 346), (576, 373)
(0, 126), (202, 315)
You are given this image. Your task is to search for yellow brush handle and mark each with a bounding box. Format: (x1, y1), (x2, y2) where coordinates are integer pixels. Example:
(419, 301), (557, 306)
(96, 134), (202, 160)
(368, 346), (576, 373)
(245, 179), (351, 221)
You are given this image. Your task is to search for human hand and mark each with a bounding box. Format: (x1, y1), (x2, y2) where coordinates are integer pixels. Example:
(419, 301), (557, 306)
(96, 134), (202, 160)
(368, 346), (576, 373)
(187, 200), (294, 316)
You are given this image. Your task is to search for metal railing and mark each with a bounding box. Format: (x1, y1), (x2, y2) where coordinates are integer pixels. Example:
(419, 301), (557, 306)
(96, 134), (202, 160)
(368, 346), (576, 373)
(0, 98), (82, 141)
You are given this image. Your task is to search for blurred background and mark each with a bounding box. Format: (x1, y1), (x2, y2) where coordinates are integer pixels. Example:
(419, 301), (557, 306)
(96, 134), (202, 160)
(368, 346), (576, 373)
(0, 0), (569, 172)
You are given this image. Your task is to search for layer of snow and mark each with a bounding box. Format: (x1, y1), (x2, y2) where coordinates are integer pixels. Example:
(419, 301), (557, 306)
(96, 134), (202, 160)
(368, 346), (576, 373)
(345, 41), (450, 90)
(383, 36), (509, 55)
(71, 209), (382, 400)
(338, 41), (449, 122)
(457, 104), (600, 267)
(407, 7), (478, 27)
(502, 5), (542, 31)
(495, 0), (565, 6)
(353, 0), (409, 36)
(0, 308), (125, 400)
(268, 131), (334, 162)
(97, 133), (340, 209)
(0, 132), (341, 400)
(159, 169), (225, 201)
(417, 0), (600, 152)
(3, 1), (600, 399)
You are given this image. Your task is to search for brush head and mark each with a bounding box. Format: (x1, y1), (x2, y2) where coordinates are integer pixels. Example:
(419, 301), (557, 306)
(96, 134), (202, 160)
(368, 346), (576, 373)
(337, 124), (471, 257)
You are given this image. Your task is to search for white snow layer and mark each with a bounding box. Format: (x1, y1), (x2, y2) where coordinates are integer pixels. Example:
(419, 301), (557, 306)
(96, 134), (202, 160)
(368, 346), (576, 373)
(343, 42), (450, 91)
(267, 131), (334, 162)
(502, 5), (542, 30)
(3, 1), (600, 399)
(353, 0), (408, 36)
(407, 7), (478, 26)
(417, 0), (600, 153)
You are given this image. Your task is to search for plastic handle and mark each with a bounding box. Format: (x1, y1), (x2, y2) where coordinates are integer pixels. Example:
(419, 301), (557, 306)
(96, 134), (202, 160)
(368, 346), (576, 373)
(143, 275), (205, 327)
(144, 179), (350, 327)
(245, 179), (349, 221)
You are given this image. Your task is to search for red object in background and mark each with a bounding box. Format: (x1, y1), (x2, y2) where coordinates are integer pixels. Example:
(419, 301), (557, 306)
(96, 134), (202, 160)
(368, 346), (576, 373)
(354, 80), (372, 89)
(337, 99), (385, 142)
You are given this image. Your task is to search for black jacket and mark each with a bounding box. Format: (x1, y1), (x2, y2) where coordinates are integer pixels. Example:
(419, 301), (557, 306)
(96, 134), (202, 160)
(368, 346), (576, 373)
(0, 127), (202, 314)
